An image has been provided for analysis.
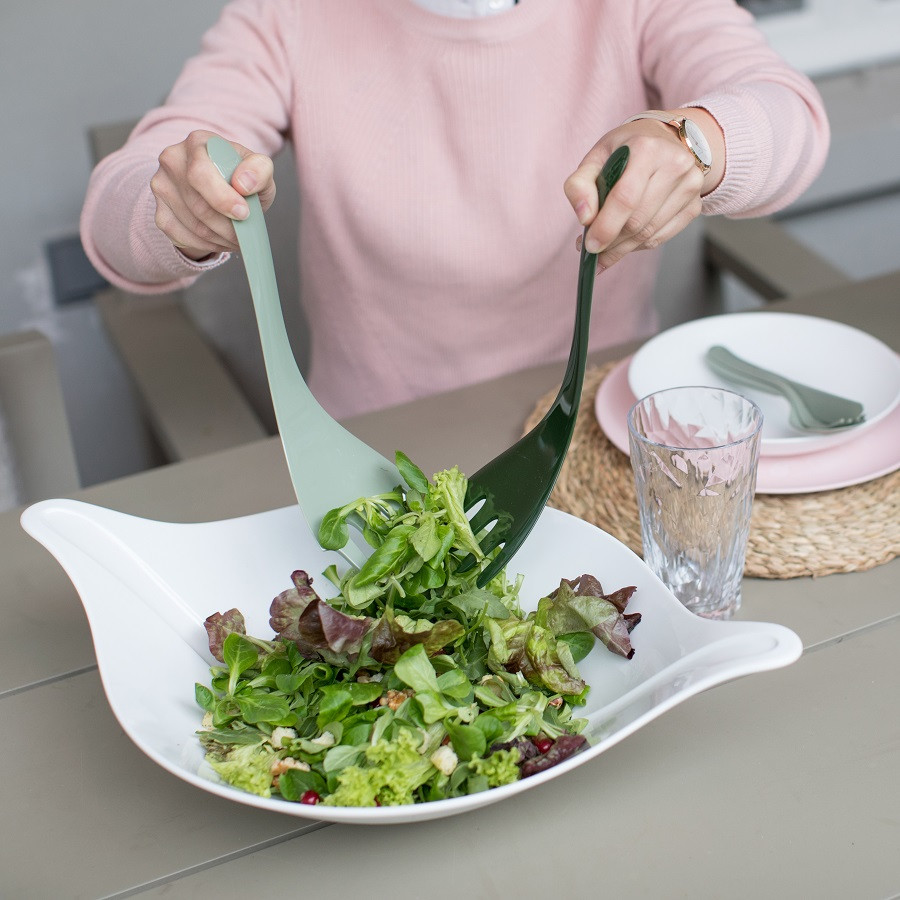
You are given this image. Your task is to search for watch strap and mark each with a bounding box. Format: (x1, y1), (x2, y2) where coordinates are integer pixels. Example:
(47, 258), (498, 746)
(622, 110), (711, 175)
(623, 110), (678, 127)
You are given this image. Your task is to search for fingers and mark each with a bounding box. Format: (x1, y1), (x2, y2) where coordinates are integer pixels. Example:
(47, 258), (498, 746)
(150, 130), (276, 259)
(574, 188), (702, 259)
(153, 185), (236, 258)
(596, 171), (703, 268)
(565, 122), (705, 269)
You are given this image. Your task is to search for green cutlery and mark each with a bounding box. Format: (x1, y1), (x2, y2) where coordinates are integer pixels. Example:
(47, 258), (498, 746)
(706, 344), (866, 432)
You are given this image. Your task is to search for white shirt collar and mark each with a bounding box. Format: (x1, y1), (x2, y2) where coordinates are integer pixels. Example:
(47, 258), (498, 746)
(410, 0), (517, 18)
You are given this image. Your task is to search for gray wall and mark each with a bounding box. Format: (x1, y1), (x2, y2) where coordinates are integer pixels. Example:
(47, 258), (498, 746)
(0, 0), (228, 486)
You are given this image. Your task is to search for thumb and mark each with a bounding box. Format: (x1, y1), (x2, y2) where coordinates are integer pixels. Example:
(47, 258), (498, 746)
(230, 150), (277, 211)
(563, 152), (607, 227)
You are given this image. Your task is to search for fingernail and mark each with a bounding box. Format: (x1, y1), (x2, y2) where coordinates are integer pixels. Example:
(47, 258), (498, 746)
(236, 172), (256, 193)
(575, 200), (591, 225)
(231, 202), (249, 220)
(585, 236), (602, 254)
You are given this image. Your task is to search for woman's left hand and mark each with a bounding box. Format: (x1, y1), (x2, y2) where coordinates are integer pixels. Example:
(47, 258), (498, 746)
(563, 108), (724, 269)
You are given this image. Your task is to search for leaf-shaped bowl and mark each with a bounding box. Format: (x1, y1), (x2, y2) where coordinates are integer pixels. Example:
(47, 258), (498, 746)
(20, 500), (801, 825)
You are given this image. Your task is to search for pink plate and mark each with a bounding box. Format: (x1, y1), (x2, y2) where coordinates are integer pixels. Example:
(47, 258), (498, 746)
(595, 357), (900, 495)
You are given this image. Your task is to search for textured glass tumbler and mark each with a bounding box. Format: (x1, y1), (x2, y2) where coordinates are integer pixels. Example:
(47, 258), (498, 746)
(628, 386), (763, 620)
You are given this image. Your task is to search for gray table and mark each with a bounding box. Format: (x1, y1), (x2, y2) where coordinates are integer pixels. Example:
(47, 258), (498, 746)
(2, 275), (898, 899)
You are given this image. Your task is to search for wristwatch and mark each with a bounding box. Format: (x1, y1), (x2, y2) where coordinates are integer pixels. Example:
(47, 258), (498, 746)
(623, 110), (713, 175)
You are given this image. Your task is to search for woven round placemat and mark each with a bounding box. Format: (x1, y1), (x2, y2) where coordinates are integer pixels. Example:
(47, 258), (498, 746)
(524, 362), (900, 579)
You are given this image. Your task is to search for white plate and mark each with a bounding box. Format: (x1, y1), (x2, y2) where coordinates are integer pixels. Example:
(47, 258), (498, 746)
(627, 313), (900, 457)
(21, 500), (800, 824)
(598, 357), (900, 494)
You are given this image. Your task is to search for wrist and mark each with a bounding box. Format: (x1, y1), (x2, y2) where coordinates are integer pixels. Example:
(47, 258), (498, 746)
(624, 108), (725, 193)
(174, 244), (217, 263)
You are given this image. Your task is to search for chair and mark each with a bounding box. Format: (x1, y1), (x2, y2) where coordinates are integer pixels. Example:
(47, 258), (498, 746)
(0, 329), (80, 510)
(87, 120), (307, 464)
(703, 215), (850, 303)
(93, 287), (269, 461)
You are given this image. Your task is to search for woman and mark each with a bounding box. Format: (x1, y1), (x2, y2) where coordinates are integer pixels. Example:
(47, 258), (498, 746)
(81, 0), (829, 419)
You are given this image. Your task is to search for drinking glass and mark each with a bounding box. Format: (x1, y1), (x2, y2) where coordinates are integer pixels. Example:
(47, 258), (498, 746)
(628, 386), (763, 619)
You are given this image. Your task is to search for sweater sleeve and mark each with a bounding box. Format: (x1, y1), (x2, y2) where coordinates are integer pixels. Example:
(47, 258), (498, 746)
(635, 0), (830, 218)
(80, 0), (296, 293)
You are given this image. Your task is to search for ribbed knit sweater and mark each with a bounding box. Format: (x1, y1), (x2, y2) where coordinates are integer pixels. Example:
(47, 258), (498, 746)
(81, 0), (829, 418)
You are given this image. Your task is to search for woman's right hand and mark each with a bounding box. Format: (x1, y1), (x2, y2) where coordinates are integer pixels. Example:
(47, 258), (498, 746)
(150, 129), (276, 260)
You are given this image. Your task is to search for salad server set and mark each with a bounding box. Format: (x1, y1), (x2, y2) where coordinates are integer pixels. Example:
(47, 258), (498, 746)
(207, 136), (628, 581)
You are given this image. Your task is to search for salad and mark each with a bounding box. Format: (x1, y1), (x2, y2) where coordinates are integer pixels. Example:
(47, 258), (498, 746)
(195, 452), (641, 807)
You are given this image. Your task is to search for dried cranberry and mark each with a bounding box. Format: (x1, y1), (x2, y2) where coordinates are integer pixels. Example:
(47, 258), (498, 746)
(300, 790), (321, 805)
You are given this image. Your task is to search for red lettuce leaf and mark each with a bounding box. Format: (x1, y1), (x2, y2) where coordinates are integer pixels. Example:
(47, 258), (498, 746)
(268, 570), (320, 640)
(518, 734), (588, 777)
(269, 571), (372, 659)
(204, 608), (247, 662)
(295, 599), (372, 658)
(544, 575), (640, 659)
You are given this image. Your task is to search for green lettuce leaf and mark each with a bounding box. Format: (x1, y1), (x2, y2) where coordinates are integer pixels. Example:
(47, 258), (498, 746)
(207, 740), (275, 798)
(431, 466), (483, 560)
(486, 617), (586, 697)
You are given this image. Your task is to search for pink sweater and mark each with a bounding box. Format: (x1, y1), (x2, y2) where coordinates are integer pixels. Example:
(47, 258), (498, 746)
(81, 0), (829, 419)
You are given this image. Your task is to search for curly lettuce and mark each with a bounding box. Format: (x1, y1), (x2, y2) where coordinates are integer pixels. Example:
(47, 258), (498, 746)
(207, 740), (275, 798)
(323, 728), (435, 807)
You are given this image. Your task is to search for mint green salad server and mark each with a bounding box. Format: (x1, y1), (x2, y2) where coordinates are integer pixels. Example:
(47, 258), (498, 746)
(705, 344), (866, 432)
(207, 136), (399, 567)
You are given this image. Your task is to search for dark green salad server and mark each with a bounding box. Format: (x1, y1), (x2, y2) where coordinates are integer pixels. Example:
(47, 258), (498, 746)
(463, 146), (629, 586)
(207, 135), (627, 583)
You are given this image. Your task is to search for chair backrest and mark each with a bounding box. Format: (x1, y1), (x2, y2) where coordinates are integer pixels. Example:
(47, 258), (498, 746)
(0, 329), (80, 509)
(88, 121), (308, 434)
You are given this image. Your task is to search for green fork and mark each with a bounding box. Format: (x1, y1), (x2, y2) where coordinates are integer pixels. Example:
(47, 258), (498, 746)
(463, 146), (630, 586)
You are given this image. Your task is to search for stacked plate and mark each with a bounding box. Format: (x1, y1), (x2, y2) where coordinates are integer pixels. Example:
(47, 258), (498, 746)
(594, 312), (900, 494)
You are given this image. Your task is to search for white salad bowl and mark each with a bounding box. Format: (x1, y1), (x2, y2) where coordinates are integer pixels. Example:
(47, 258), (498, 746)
(20, 499), (801, 825)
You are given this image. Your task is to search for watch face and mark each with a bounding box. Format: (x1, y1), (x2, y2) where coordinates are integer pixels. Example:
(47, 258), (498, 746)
(683, 119), (713, 168)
